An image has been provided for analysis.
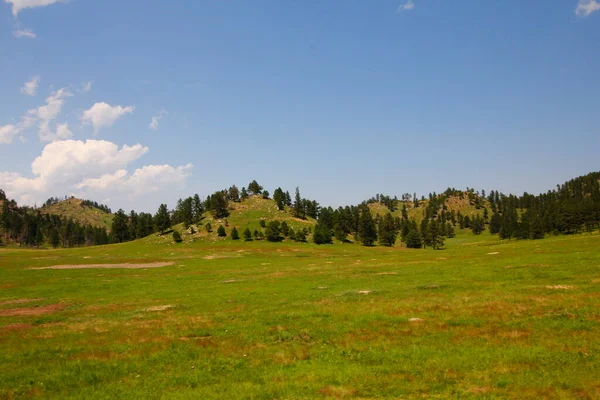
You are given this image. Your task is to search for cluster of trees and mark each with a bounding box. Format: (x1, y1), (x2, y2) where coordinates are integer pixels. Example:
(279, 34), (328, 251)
(3, 172), (599, 249)
(1, 193), (109, 248)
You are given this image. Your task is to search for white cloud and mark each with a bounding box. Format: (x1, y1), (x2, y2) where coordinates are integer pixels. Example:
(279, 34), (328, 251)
(77, 164), (193, 195)
(397, 0), (415, 12)
(0, 139), (192, 210)
(149, 109), (167, 131)
(25, 88), (72, 141)
(576, 0), (600, 17)
(13, 29), (36, 39)
(81, 102), (135, 134)
(21, 75), (40, 96)
(39, 121), (72, 142)
(5, 0), (65, 16)
(0, 124), (22, 144)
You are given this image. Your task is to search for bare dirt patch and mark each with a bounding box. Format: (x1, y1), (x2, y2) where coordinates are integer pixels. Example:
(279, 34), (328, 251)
(376, 272), (398, 276)
(29, 262), (174, 270)
(0, 298), (44, 306)
(0, 303), (66, 316)
(546, 285), (574, 290)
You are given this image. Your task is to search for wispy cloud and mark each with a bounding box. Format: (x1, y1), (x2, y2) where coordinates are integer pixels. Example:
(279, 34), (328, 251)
(149, 109), (167, 131)
(397, 0), (415, 13)
(21, 76), (40, 96)
(576, 0), (600, 17)
(13, 29), (36, 39)
(80, 81), (93, 93)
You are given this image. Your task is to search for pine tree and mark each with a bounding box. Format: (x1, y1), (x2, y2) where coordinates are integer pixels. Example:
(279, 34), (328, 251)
(358, 205), (377, 246)
(405, 229), (422, 249)
(313, 221), (333, 244)
(243, 228), (253, 241)
(111, 209), (130, 243)
(192, 194), (204, 222)
(265, 221), (283, 242)
(489, 213), (502, 234)
(155, 204), (171, 234)
(273, 188), (285, 210)
(248, 180), (263, 195)
(280, 221), (290, 237)
(205, 223), (212, 233)
(378, 213), (397, 247)
(293, 187), (305, 219)
(217, 225), (226, 237)
(231, 227), (240, 240)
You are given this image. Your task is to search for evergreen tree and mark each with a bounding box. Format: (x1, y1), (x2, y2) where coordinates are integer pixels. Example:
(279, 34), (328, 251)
(208, 191), (229, 218)
(489, 213), (502, 234)
(243, 227), (253, 241)
(173, 230), (183, 243)
(49, 227), (60, 249)
(155, 204), (171, 234)
(293, 187), (306, 219)
(192, 194), (204, 222)
(217, 225), (226, 237)
(358, 205), (377, 246)
(111, 209), (130, 243)
(248, 180), (263, 195)
(231, 227), (240, 240)
(228, 186), (240, 202)
(280, 221), (290, 237)
(405, 229), (422, 249)
(378, 213), (397, 247)
(273, 188), (286, 210)
(205, 223), (213, 233)
(241, 187), (249, 200)
(313, 221), (333, 244)
(265, 221), (283, 242)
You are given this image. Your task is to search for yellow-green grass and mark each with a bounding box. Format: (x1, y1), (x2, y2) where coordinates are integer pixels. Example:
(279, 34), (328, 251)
(1, 231), (599, 399)
(368, 195), (486, 223)
(40, 199), (113, 230)
(145, 196), (316, 245)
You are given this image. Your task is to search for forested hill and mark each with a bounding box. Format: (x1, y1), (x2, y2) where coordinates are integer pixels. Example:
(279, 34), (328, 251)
(40, 198), (113, 231)
(1, 172), (599, 249)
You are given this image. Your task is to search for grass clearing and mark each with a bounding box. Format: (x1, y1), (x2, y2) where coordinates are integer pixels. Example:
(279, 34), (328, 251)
(1, 232), (599, 398)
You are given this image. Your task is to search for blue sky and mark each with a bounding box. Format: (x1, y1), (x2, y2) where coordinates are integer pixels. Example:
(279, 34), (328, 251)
(1, 0), (599, 212)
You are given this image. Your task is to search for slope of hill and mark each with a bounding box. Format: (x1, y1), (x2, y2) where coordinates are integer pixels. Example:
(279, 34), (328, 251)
(368, 193), (487, 222)
(40, 198), (114, 230)
(145, 195), (316, 244)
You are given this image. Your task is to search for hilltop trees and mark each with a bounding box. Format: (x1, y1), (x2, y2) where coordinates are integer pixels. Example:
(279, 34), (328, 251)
(206, 191), (229, 218)
(293, 187), (305, 219)
(273, 188), (286, 210)
(248, 180), (263, 195)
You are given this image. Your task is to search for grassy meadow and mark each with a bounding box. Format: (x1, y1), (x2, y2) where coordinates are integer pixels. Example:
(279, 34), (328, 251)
(1, 232), (599, 399)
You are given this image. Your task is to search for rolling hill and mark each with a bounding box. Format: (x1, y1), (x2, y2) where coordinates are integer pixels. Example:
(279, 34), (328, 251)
(39, 198), (114, 230)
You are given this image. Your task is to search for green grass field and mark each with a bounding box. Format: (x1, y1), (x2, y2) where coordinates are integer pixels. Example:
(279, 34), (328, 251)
(1, 232), (599, 399)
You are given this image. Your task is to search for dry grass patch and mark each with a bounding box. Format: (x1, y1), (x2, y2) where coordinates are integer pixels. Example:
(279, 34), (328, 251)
(0, 298), (45, 306)
(0, 303), (67, 316)
(29, 262), (174, 270)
